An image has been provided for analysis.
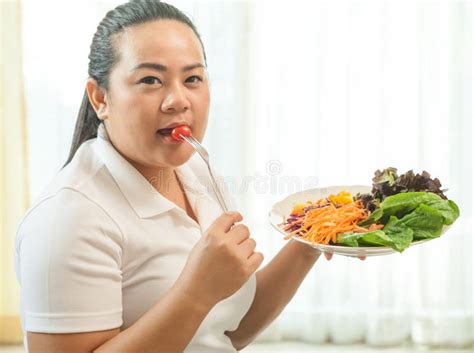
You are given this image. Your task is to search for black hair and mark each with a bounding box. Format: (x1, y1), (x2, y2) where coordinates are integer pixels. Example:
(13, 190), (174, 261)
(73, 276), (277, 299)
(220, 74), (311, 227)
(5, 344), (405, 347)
(62, 0), (206, 167)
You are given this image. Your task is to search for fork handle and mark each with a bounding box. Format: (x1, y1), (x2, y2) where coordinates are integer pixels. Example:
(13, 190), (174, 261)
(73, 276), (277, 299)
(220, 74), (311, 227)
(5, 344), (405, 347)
(206, 166), (229, 213)
(179, 134), (229, 213)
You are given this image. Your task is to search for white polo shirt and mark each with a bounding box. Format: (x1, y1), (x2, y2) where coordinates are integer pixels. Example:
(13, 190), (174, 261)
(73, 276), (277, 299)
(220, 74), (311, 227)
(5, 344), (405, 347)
(14, 123), (256, 352)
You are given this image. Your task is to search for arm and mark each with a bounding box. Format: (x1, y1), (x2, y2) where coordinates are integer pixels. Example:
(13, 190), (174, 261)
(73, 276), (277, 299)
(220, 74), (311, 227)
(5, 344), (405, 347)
(28, 281), (214, 353)
(94, 282), (213, 353)
(225, 239), (322, 350)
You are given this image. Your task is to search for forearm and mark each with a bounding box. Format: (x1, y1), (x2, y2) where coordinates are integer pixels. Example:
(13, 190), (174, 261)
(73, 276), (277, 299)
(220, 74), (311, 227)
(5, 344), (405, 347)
(94, 281), (213, 353)
(226, 239), (321, 349)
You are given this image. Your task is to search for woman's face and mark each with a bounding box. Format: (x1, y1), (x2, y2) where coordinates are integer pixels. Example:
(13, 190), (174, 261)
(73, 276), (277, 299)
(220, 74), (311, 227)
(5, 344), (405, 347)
(99, 20), (210, 169)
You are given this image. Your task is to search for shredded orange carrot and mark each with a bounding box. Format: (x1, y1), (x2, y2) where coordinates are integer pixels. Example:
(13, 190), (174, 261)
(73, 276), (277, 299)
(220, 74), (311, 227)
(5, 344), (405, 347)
(283, 200), (369, 245)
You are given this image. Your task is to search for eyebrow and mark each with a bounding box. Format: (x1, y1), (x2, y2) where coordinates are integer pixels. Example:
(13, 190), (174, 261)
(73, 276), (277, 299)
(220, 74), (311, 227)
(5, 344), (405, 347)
(131, 62), (205, 72)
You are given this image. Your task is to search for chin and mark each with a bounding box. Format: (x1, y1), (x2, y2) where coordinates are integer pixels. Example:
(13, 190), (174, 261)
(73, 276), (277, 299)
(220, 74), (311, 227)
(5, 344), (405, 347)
(160, 149), (194, 168)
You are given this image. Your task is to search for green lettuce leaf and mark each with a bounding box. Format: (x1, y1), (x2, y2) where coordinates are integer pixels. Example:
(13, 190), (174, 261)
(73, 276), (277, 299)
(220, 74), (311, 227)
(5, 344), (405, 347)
(358, 230), (396, 248)
(337, 230), (397, 249)
(378, 192), (441, 219)
(341, 191), (459, 251)
(382, 216), (413, 252)
(358, 208), (383, 227)
(400, 204), (444, 239)
(424, 199), (460, 225)
(336, 232), (361, 247)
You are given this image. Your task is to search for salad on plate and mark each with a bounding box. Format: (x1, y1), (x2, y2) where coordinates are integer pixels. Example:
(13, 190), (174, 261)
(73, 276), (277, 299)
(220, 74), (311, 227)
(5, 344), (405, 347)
(276, 168), (460, 254)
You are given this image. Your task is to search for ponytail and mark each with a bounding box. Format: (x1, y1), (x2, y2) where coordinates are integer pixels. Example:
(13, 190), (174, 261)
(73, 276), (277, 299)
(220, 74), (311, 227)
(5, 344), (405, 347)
(62, 90), (100, 168)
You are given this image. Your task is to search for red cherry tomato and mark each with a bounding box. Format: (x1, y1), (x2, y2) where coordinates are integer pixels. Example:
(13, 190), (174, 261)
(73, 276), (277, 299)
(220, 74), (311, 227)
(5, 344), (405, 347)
(171, 125), (192, 141)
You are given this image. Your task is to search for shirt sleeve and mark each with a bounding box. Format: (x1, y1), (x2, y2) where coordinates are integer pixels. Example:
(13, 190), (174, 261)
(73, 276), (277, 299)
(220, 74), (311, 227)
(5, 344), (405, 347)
(15, 188), (123, 333)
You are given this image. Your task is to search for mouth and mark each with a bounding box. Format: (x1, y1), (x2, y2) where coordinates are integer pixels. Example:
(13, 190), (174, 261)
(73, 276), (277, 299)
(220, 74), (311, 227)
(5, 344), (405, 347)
(156, 125), (191, 144)
(156, 128), (174, 136)
(156, 121), (191, 136)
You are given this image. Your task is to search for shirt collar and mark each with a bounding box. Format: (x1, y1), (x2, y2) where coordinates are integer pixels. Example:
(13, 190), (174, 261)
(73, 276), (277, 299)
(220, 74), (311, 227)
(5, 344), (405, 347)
(93, 123), (220, 224)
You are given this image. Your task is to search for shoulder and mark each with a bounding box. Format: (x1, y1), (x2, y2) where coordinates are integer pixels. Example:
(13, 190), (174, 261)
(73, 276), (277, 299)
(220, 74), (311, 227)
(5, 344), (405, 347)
(19, 187), (117, 231)
(16, 187), (123, 258)
(20, 138), (123, 239)
(33, 139), (106, 204)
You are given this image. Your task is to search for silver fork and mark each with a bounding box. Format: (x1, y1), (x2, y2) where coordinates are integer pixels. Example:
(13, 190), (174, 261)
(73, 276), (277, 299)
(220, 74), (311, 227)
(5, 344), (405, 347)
(179, 134), (229, 213)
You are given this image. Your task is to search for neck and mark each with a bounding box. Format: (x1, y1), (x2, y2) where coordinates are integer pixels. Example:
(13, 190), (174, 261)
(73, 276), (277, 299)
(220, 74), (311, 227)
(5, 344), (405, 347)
(147, 167), (179, 195)
(128, 159), (179, 195)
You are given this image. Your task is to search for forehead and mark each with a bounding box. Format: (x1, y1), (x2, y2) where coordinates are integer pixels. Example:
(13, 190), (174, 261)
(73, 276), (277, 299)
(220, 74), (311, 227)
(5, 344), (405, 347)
(114, 19), (205, 69)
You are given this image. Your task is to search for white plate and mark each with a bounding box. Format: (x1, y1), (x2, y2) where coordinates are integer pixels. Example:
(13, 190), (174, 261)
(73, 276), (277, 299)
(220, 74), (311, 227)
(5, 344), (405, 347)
(269, 185), (448, 257)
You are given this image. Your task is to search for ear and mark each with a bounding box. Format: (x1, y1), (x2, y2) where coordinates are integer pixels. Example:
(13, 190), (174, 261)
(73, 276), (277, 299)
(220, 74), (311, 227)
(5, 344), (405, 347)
(86, 78), (109, 120)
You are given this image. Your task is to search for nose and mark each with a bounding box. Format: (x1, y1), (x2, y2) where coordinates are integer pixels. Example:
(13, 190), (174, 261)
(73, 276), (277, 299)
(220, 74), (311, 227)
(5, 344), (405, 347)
(160, 82), (190, 113)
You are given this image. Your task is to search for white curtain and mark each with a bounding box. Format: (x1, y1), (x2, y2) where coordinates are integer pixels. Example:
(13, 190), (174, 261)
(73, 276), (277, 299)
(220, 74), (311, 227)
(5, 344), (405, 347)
(22, 0), (472, 348)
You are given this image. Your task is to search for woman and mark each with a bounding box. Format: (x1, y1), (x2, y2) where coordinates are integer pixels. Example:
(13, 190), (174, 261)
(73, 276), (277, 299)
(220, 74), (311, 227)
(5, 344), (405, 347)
(14, 1), (341, 352)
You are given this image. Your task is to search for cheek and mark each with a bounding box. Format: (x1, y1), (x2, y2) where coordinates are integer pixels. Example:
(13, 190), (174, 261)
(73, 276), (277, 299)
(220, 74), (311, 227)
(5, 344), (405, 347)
(111, 88), (142, 115)
(107, 93), (152, 151)
(109, 86), (155, 132)
(195, 89), (211, 114)
(196, 86), (210, 116)
(193, 90), (210, 140)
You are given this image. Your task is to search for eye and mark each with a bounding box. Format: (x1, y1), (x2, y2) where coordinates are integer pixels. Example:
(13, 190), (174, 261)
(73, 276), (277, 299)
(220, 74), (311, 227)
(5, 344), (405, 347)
(139, 76), (162, 85)
(186, 75), (203, 84)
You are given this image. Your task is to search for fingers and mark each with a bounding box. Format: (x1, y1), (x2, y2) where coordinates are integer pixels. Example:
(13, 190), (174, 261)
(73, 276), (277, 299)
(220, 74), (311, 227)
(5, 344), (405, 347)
(213, 212), (243, 233)
(227, 223), (258, 262)
(239, 237), (257, 258)
(247, 251), (264, 271)
(227, 224), (250, 244)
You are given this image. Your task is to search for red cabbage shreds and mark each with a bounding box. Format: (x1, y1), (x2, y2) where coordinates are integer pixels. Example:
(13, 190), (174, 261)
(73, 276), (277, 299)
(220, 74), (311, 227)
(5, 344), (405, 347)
(371, 168), (448, 200)
(287, 224), (302, 232)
